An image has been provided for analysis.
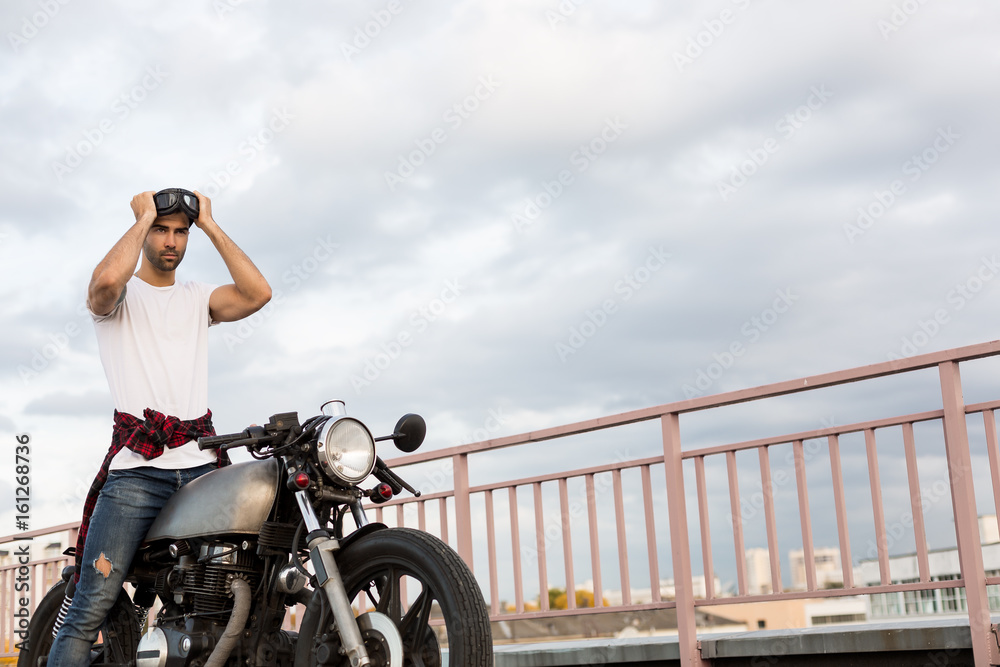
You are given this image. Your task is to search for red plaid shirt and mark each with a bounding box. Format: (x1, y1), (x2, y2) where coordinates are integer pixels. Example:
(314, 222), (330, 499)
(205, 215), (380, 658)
(74, 408), (228, 577)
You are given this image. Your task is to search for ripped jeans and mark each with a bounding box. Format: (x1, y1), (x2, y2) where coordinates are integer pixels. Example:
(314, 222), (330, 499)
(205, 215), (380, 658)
(47, 464), (215, 667)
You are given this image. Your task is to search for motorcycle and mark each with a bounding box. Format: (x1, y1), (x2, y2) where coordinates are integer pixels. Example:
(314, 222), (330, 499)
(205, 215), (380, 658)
(18, 400), (493, 667)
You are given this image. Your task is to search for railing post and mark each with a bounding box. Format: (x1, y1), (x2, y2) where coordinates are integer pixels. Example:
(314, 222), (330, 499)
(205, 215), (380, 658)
(662, 413), (709, 667)
(453, 453), (474, 570)
(939, 361), (999, 665)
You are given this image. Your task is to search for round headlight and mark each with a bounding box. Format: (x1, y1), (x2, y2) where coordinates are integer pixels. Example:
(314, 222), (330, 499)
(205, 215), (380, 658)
(316, 417), (376, 484)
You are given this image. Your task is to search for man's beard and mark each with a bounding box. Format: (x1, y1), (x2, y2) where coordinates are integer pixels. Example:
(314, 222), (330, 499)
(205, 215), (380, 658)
(144, 243), (185, 272)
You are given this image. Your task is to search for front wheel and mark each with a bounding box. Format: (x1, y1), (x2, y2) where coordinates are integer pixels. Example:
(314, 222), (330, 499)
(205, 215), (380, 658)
(298, 527), (492, 667)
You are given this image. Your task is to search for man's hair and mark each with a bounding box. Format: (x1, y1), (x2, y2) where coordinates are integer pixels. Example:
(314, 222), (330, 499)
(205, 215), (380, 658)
(154, 212), (193, 229)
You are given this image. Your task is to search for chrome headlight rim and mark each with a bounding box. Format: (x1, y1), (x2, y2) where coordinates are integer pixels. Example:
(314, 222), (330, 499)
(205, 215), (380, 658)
(315, 416), (376, 485)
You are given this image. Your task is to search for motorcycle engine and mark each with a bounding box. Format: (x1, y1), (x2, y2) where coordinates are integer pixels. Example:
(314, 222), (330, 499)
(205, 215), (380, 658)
(136, 626), (213, 667)
(139, 540), (266, 667)
(181, 541), (260, 614)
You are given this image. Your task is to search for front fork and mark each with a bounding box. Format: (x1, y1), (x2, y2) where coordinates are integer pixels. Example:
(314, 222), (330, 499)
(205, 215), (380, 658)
(295, 491), (371, 667)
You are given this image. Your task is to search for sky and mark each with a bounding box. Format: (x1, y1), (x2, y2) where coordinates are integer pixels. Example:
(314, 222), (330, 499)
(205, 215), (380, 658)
(3, 0), (1000, 606)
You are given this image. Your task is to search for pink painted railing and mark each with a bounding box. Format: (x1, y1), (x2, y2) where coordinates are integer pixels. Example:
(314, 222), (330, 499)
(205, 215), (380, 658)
(369, 340), (1000, 666)
(7, 341), (1000, 665)
(0, 523), (78, 657)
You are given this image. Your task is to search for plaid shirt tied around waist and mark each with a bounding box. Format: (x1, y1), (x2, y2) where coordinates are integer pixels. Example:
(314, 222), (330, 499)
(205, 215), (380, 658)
(74, 408), (228, 577)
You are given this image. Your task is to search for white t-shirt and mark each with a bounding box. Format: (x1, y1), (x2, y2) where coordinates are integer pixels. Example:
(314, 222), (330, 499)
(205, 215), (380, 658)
(90, 275), (220, 470)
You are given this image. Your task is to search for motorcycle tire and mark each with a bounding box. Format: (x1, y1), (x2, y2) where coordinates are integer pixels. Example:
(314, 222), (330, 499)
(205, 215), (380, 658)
(298, 527), (493, 667)
(17, 578), (140, 667)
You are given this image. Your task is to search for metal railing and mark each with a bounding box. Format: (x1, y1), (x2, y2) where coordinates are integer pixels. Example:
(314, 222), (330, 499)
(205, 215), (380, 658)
(0, 523), (78, 657)
(5, 340), (1000, 665)
(368, 340), (1000, 665)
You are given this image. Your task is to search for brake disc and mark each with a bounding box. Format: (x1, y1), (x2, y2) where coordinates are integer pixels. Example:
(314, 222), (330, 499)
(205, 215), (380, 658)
(356, 612), (402, 667)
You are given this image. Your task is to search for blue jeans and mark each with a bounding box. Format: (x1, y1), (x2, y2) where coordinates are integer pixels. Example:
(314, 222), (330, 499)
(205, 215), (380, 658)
(48, 464), (215, 667)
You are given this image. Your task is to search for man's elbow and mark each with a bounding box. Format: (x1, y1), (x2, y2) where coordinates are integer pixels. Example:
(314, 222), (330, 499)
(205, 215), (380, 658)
(87, 276), (121, 316)
(247, 284), (271, 313)
(89, 272), (114, 298)
(257, 284), (272, 309)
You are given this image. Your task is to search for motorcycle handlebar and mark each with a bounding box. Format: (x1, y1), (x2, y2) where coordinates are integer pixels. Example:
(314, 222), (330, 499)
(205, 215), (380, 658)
(198, 425), (272, 451)
(198, 424), (422, 498)
(198, 431), (249, 450)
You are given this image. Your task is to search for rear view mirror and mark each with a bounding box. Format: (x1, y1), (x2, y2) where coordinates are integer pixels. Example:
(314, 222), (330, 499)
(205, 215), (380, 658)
(393, 413), (426, 453)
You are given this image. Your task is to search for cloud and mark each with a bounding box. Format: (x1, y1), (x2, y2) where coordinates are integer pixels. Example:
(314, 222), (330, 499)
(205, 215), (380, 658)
(24, 391), (113, 417)
(4, 0), (1000, 596)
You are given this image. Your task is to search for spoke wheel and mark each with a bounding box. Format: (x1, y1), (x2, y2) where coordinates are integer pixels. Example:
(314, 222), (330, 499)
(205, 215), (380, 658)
(300, 528), (492, 667)
(17, 579), (139, 667)
(358, 573), (439, 667)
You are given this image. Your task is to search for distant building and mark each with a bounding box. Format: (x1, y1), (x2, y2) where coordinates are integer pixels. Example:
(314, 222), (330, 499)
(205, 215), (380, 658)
(745, 548), (773, 595)
(712, 596), (867, 630)
(856, 515), (1000, 619)
(741, 546), (844, 593)
(980, 515), (1000, 545)
(491, 607), (745, 643)
(712, 546), (864, 630)
(657, 575), (720, 600)
(789, 546), (843, 590)
(601, 575), (722, 606)
(803, 597), (867, 626)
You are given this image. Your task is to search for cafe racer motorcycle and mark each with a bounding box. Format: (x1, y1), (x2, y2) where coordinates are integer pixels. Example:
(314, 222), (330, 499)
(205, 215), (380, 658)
(18, 402), (493, 667)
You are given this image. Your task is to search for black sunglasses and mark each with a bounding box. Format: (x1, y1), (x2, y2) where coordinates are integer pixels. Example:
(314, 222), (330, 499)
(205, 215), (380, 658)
(154, 188), (199, 223)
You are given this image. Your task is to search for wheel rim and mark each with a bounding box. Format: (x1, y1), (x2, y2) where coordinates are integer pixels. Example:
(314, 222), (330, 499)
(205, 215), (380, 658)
(33, 622), (129, 666)
(356, 612), (403, 667)
(349, 564), (444, 667)
(32, 588), (138, 667)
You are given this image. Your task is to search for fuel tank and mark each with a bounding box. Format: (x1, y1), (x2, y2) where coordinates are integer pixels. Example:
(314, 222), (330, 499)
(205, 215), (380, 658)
(143, 458), (280, 542)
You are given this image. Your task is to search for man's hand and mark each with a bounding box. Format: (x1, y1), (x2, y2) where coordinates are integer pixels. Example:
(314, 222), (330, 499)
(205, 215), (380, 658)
(88, 192), (159, 316)
(130, 191), (157, 223)
(193, 190), (216, 230)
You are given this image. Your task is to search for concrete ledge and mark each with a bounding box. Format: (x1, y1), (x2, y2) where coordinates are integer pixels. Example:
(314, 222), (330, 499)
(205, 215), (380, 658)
(494, 617), (981, 666)
(704, 617), (973, 658)
(494, 635), (680, 666)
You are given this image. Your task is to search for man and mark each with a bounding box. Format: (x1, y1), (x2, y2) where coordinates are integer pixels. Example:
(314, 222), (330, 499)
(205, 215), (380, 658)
(47, 190), (271, 667)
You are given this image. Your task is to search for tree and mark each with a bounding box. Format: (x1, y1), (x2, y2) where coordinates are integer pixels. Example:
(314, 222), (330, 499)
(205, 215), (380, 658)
(548, 587), (565, 610)
(549, 588), (607, 609)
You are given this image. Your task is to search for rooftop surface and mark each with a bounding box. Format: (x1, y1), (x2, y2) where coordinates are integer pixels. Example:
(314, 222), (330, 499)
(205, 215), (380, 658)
(492, 616), (981, 666)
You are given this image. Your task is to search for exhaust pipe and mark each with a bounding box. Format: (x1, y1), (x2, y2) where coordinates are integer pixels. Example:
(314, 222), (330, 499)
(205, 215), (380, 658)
(203, 577), (252, 667)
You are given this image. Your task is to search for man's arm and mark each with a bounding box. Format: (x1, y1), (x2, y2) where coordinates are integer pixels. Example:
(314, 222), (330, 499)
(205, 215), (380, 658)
(195, 191), (272, 323)
(88, 191), (157, 316)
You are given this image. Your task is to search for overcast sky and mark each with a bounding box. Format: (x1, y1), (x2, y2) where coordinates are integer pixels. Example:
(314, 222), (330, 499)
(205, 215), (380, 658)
(3, 0), (1000, 604)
